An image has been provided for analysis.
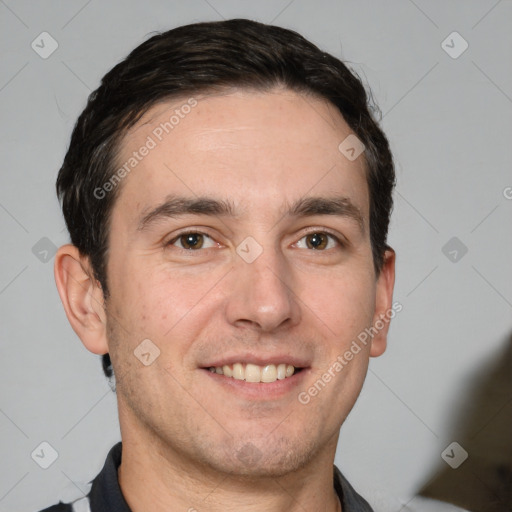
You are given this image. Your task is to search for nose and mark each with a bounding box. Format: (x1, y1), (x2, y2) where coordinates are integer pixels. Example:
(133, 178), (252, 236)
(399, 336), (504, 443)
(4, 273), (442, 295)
(224, 245), (301, 333)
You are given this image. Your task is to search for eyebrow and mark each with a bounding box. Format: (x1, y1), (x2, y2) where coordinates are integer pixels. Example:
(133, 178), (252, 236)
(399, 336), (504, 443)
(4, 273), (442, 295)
(137, 194), (364, 233)
(137, 196), (237, 231)
(288, 196), (364, 232)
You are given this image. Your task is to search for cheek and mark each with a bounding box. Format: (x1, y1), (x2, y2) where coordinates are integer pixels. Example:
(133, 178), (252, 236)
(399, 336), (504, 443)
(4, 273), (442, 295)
(302, 269), (375, 339)
(124, 265), (225, 339)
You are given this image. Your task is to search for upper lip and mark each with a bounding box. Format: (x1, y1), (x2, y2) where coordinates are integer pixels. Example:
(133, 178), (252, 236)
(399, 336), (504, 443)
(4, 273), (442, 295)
(200, 352), (311, 369)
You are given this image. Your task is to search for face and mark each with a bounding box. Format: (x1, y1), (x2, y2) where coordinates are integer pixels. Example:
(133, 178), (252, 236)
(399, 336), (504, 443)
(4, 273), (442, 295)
(101, 89), (394, 477)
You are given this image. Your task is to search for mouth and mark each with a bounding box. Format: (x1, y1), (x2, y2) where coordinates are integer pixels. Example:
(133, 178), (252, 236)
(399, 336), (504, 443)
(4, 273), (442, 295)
(199, 354), (311, 400)
(204, 363), (304, 383)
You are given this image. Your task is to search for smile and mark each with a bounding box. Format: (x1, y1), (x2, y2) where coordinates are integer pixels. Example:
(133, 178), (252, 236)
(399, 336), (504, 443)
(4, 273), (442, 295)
(208, 363), (299, 383)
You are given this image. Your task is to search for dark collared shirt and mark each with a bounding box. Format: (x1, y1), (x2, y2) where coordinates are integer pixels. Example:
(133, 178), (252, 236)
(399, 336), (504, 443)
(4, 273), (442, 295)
(38, 442), (374, 512)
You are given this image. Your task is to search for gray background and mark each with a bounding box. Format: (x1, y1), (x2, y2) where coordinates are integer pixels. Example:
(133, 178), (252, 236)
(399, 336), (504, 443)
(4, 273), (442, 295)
(1, 1), (511, 511)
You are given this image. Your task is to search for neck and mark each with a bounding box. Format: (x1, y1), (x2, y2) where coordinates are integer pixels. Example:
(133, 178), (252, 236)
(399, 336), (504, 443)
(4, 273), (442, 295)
(117, 429), (342, 512)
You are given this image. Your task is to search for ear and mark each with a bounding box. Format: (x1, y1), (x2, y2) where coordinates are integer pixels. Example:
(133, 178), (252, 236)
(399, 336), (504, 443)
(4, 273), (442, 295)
(370, 248), (396, 357)
(54, 244), (109, 355)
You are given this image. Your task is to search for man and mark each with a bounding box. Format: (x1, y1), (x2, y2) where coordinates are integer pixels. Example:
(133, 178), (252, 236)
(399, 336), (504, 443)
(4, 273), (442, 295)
(45, 18), (396, 512)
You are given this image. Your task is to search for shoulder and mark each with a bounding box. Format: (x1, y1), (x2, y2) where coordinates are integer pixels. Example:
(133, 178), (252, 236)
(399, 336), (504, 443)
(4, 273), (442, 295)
(334, 465), (375, 512)
(35, 503), (73, 512)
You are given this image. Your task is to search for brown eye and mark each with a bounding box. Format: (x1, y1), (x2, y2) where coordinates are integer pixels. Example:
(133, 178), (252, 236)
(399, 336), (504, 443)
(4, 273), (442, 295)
(305, 233), (328, 250)
(170, 232), (215, 250)
(180, 233), (204, 249)
(295, 232), (341, 251)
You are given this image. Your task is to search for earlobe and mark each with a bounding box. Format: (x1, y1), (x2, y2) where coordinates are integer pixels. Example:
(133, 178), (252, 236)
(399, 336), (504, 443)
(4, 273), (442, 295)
(370, 248), (396, 357)
(54, 244), (109, 355)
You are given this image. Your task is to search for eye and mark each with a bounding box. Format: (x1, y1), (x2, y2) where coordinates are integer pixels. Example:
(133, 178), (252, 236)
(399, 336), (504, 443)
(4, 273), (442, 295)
(168, 232), (217, 250)
(295, 232), (341, 251)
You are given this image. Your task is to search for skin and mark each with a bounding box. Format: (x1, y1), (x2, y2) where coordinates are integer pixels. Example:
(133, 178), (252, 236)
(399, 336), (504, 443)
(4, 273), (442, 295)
(55, 88), (395, 512)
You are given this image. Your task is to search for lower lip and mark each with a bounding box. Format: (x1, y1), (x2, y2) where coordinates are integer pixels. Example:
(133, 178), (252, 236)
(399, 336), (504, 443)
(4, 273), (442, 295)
(201, 368), (309, 401)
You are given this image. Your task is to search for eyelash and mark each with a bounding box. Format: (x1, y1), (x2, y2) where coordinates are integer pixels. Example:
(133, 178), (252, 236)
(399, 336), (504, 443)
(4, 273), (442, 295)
(294, 230), (344, 251)
(166, 228), (345, 252)
(166, 230), (218, 251)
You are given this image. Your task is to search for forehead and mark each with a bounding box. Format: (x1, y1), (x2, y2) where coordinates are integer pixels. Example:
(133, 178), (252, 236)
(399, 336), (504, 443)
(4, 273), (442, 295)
(112, 89), (369, 226)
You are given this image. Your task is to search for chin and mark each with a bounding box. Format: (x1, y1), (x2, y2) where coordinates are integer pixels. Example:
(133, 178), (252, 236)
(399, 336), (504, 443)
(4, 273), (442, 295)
(208, 433), (318, 479)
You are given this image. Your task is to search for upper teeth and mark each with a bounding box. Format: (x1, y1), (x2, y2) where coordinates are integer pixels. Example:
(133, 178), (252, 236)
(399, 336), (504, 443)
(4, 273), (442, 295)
(209, 363), (295, 383)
